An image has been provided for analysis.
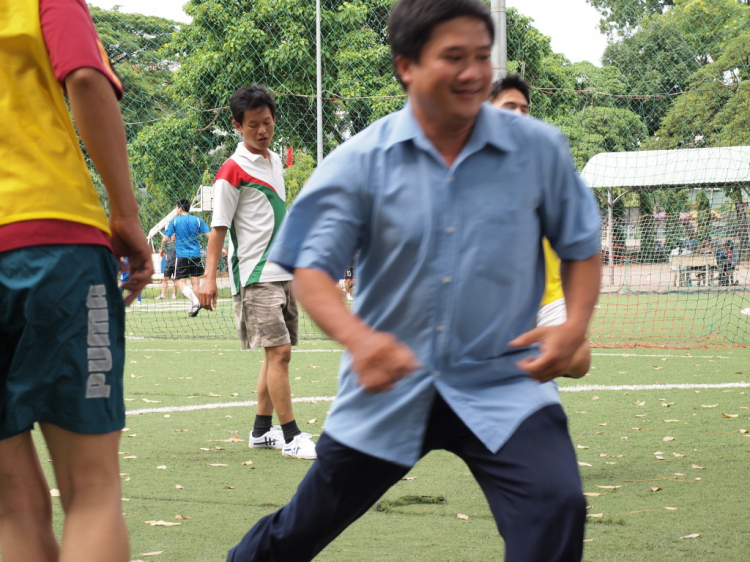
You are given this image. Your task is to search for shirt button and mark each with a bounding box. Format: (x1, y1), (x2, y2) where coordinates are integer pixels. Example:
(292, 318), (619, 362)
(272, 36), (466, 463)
(433, 371), (441, 377)
(435, 325), (444, 332)
(441, 276), (451, 284)
(445, 226), (456, 233)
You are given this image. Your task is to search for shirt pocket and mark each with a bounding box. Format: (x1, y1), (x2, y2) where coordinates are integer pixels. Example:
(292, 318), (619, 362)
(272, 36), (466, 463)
(471, 206), (537, 286)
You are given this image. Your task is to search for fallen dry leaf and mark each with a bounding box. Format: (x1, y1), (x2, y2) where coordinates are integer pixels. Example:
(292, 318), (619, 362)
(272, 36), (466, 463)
(50, 489), (60, 497)
(663, 436), (675, 442)
(123, 456), (137, 459)
(242, 460), (253, 466)
(587, 513), (604, 518)
(635, 401), (646, 406)
(723, 413), (738, 418)
(402, 477), (417, 481)
(583, 492), (602, 497)
(457, 513), (469, 520)
(664, 507), (678, 511)
(157, 466), (167, 470)
(672, 452), (685, 458)
(691, 464), (705, 470)
(583, 538), (596, 543)
(209, 464), (228, 467)
(701, 404), (718, 408)
(141, 399), (161, 403)
(175, 485), (184, 490)
(577, 445), (589, 449)
(144, 521), (181, 527)
(592, 396), (600, 401)
(596, 486), (621, 490)
(209, 436), (243, 443)
(680, 533), (701, 539)
(650, 366), (663, 370)
(578, 462), (592, 467)
(651, 487), (662, 492)
(175, 515), (191, 520)
(139, 552), (164, 557)
(307, 418), (317, 424)
(662, 419), (679, 423)
(208, 393), (221, 397)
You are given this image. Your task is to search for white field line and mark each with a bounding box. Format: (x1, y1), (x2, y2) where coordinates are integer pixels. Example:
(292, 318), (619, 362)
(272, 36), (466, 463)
(592, 353), (731, 359)
(126, 382), (750, 416)
(127, 395), (334, 416)
(128, 348), (342, 353)
(127, 348), (734, 359)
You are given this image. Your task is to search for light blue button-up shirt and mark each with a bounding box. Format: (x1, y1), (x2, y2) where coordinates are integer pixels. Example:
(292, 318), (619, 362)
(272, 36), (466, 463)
(271, 102), (601, 467)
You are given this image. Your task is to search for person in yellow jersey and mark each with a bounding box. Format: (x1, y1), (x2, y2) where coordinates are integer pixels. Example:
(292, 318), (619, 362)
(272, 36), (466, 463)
(0, 1), (153, 561)
(490, 75), (591, 378)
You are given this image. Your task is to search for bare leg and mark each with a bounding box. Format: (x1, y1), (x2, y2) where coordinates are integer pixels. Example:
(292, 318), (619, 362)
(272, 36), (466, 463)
(159, 276), (168, 297)
(256, 355), (273, 417)
(0, 431), (59, 562)
(264, 344), (294, 425)
(40, 424), (129, 562)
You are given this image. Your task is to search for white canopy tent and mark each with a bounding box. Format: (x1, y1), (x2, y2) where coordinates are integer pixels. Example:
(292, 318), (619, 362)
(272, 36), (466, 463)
(580, 147), (750, 285)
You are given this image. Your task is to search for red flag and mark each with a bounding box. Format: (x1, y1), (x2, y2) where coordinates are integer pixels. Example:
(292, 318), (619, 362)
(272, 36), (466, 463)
(285, 146), (294, 168)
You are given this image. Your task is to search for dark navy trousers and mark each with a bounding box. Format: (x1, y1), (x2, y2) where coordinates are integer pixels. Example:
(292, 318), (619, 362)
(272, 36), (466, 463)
(227, 395), (586, 562)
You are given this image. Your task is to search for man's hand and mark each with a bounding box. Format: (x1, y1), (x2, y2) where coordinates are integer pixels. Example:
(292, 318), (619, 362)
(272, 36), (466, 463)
(347, 328), (421, 393)
(509, 324), (585, 383)
(199, 277), (218, 311)
(109, 215), (153, 306)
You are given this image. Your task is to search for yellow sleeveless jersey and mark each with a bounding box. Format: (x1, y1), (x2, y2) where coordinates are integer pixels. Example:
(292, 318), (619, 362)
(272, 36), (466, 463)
(541, 238), (564, 306)
(0, 0), (110, 234)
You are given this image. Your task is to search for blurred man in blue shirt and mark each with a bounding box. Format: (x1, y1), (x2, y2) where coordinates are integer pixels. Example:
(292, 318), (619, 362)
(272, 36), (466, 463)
(226, 1), (601, 561)
(164, 198), (210, 317)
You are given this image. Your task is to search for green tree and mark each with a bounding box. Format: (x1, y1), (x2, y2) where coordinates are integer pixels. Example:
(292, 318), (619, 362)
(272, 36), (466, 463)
(284, 151), (317, 207)
(601, 0), (749, 134)
(89, 6), (180, 142)
(694, 188), (712, 243)
(587, 0), (675, 38)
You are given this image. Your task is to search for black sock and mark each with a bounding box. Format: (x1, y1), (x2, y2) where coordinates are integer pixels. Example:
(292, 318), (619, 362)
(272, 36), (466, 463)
(252, 414), (273, 438)
(281, 420), (301, 444)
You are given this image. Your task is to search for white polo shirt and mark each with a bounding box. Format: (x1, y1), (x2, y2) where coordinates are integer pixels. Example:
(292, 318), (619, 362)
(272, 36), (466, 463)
(211, 143), (292, 294)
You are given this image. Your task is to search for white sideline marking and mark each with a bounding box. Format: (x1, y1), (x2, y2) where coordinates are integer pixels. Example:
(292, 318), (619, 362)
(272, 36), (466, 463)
(560, 382), (750, 392)
(126, 383), (749, 416)
(127, 396), (335, 416)
(592, 353), (731, 359)
(128, 348), (734, 359)
(127, 348), (342, 353)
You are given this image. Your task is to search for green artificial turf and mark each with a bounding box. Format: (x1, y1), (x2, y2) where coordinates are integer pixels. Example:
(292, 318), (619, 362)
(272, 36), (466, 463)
(22, 343), (750, 562)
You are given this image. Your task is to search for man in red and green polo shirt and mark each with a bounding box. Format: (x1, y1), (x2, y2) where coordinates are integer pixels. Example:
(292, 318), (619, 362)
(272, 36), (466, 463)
(200, 85), (316, 461)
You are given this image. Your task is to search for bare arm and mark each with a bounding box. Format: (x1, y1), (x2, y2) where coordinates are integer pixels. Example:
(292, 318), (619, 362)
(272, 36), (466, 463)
(293, 268), (421, 392)
(65, 67), (153, 305)
(511, 253), (600, 382)
(199, 226), (227, 311)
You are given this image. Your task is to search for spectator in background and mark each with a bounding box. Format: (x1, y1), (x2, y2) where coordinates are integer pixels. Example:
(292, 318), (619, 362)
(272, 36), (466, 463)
(164, 198), (210, 317)
(157, 233), (178, 299)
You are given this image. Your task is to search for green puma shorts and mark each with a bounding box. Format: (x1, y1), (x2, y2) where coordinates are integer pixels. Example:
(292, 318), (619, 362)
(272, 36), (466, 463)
(0, 244), (125, 440)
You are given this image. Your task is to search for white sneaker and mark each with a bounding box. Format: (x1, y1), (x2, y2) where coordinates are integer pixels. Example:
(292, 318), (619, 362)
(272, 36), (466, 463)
(155, 295), (165, 300)
(282, 433), (317, 460)
(249, 426), (284, 449)
(172, 294), (177, 299)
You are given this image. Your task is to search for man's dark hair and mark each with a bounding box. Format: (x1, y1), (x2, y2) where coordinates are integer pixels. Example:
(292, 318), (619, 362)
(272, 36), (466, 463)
(388, 0), (494, 84)
(176, 198), (191, 212)
(489, 74), (531, 104)
(230, 85), (276, 124)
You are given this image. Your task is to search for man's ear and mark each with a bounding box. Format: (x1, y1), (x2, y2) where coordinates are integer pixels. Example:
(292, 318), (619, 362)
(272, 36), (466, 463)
(394, 54), (414, 89)
(232, 119), (243, 134)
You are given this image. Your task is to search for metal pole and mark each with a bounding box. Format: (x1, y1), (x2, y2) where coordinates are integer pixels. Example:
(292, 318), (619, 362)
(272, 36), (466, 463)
(608, 187), (615, 286)
(491, 0), (507, 81)
(316, 0), (323, 164)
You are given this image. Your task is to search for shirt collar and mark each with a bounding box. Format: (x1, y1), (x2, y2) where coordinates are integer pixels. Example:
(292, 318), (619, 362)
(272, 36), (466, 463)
(234, 141), (276, 162)
(384, 101), (518, 154)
